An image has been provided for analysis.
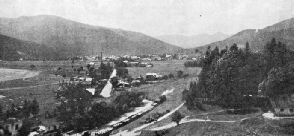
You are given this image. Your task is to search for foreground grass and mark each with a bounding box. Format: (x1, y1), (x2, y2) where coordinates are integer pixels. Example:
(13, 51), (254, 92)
(141, 115), (294, 136)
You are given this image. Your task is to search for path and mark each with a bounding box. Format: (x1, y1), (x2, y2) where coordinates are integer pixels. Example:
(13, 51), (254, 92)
(149, 117), (236, 131)
(148, 110), (258, 131)
(100, 69), (117, 97)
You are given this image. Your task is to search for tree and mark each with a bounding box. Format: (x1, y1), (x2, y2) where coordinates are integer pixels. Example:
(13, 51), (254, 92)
(205, 46), (211, 56)
(195, 49), (199, 53)
(23, 99), (31, 118)
(86, 64), (91, 70)
(212, 47), (220, 57)
(0, 105), (3, 120)
(82, 132), (91, 136)
(171, 111), (184, 125)
(89, 102), (118, 128)
(263, 63), (294, 97)
(117, 68), (128, 78)
(110, 77), (119, 88)
(10, 104), (16, 117)
(0, 125), (11, 136)
(220, 48), (227, 56)
(168, 73), (174, 78)
(18, 119), (33, 136)
(245, 41), (250, 55)
(30, 64), (36, 70)
(31, 99), (40, 117)
(182, 88), (189, 102)
(56, 84), (92, 130)
(230, 43), (238, 52)
(263, 38), (292, 75)
(177, 70), (183, 78)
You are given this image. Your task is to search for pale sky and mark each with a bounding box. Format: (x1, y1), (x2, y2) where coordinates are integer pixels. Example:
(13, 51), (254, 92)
(0, 0), (294, 36)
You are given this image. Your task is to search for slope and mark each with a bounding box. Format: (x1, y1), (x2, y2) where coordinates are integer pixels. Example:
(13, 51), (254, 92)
(157, 32), (230, 49)
(193, 17), (294, 52)
(0, 15), (182, 57)
(0, 34), (56, 60)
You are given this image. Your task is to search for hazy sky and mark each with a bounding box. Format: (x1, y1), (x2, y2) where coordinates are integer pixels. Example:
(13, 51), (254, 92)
(0, 0), (294, 36)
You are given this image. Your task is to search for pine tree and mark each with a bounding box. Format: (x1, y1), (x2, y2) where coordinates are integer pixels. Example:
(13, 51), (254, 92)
(10, 104), (16, 117)
(230, 43), (238, 52)
(23, 99), (31, 118)
(31, 99), (40, 117)
(0, 104), (3, 120)
(245, 42), (250, 54)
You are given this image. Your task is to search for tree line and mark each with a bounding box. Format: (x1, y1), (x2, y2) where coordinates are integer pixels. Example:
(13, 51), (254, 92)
(183, 38), (294, 108)
(55, 84), (145, 132)
(0, 99), (39, 120)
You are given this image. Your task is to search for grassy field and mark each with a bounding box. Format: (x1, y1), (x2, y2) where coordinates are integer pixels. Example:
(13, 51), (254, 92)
(0, 83), (59, 114)
(0, 60), (96, 125)
(141, 121), (249, 136)
(114, 60), (201, 132)
(127, 60), (199, 77)
(140, 115), (294, 136)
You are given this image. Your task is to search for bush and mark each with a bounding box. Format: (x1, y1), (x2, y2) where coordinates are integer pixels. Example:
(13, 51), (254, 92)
(162, 75), (169, 80)
(57, 67), (62, 71)
(182, 74), (189, 78)
(177, 70), (183, 78)
(184, 59), (203, 67)
(171, 111), (185, 125)
(168, 73), (174, 78)
(113, 92), (145, 114)
(30, 64), (36, 70)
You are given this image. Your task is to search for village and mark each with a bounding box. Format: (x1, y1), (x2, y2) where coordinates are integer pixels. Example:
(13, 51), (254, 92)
(0, 52), (201, 136)
(1, 1), (294, 136)
(2, 40), (294, 136)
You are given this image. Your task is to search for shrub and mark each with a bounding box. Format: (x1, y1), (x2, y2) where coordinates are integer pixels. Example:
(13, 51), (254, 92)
(162, 75), (169, 80)
(30, 64), (36, 70)
(171, 111), (185, 125)
(177, 70), (183, 78)
(168, 73), (174, 78)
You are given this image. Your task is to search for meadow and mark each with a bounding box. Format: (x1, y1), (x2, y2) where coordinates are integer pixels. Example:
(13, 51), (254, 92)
(114, 60), (201, 132)
(0, 60), (93, 124)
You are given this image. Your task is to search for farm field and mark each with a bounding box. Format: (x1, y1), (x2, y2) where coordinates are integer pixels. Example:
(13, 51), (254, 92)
(0, 68), (39, 82)
(0, 60), (97, 124)
(112, 60), (201, 134)
(127, 60), (199, 77)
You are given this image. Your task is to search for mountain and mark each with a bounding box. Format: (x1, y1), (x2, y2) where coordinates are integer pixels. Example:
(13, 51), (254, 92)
(0, 34), (58, 60)
(156, 32), (230, 48)
(0, 15), (182, 58)
(194, 18), (294, 52)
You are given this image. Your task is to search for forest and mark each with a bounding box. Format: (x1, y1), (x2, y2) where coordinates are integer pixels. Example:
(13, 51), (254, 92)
(184, 38), (294, 108)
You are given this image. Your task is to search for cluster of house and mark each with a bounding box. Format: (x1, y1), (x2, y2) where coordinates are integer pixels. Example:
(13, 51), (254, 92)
(75, 52), (204, 62)
(114, 73), (163, 90)
(121, 60), (154, 67)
